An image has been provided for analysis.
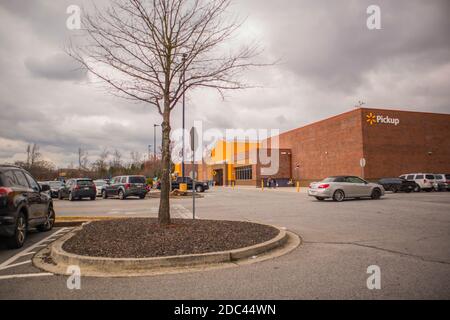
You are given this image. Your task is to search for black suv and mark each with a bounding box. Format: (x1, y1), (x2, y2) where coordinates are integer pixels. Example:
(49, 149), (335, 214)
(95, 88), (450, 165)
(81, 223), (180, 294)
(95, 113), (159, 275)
(0, 165), (55, 249)
(102, 175), (148, 200)
(378, 178), (417, 193)
(58, 178), (97, 201)
(157, 177), (209, 192)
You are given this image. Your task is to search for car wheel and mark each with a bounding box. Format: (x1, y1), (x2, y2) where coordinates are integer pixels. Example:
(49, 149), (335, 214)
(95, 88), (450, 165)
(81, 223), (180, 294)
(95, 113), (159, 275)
(392, 186), (398, 193)
(102, 190), (108, 199)
(414, 185), (421, 192)
(139, 194), (145, 199)
(58, 191), (63, 200)
(371, 188), (382, 200)
(195, 185), (203, 193)
(90, 196), (96, 201)
(405, 189), (412, 193)
(118, 190), (125, 200)
(332, 190), (345, 202)
(68, 192), (74, 201)
(6, 212), (27, 249)
(37, 207), (55, 232)
(315, 197), (325, 201)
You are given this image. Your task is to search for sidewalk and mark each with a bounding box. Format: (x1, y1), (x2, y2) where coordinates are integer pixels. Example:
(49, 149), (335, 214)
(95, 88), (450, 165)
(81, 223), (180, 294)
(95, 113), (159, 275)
(215, 185), (308, 194)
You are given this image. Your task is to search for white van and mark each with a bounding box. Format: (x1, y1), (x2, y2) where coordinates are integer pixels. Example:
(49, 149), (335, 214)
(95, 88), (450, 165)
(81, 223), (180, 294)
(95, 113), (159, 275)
(399, 173), (435, 192)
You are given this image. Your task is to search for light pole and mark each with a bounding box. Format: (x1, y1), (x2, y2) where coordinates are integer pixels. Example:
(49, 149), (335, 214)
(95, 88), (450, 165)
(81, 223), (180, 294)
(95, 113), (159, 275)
(153, 124), (160, 161)
(181, 53), (187, 179)
(148, 145), (152, 161)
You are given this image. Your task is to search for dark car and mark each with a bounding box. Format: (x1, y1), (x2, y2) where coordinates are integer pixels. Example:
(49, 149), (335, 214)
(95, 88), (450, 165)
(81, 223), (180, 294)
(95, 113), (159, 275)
(46, 180), (65, 198)
(58, 178), (96, 201)
(157, 177), (209, 193)
(378, 178), (416, 193)
(0, 165), (55, 249)
(102, 175), (148, 200)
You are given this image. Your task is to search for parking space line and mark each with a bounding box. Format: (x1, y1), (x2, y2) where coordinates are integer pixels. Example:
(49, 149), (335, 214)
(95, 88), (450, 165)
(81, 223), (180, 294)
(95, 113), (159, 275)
(0, 227), (68, 270)
(18, 251), (36, 257)
(0, 260), (31, 271)
(0, 273), (53, 280)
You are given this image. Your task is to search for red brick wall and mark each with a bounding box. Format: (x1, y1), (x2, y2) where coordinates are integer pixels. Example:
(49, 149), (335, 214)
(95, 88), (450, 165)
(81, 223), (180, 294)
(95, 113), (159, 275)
(277, 109), (364, 181)
(361, 108), (450, 179)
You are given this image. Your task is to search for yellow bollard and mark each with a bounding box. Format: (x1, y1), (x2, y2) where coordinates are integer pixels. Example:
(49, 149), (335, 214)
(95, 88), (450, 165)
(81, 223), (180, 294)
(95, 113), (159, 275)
(296, 181), (300, 192)
(261, 179), (264, 191)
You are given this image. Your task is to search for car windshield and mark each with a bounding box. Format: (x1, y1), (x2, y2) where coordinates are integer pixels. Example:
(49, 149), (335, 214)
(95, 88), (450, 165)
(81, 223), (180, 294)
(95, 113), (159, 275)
(49, 181), (63, 188)
(129, 176), (146, 184)
(94, 181), (106, 186)
(77, 180), (94, 186)
(322, 177), (344, 182)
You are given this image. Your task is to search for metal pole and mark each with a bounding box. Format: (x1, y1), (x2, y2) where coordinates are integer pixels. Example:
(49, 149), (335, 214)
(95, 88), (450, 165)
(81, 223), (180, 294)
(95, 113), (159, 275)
(153, 124), (157, 161)
(192, 136), (196, 220)
(181, 53), (187, 179)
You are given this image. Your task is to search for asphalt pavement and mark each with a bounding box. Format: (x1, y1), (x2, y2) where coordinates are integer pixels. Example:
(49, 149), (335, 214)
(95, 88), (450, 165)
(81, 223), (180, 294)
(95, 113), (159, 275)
(0, 187), (449, 299)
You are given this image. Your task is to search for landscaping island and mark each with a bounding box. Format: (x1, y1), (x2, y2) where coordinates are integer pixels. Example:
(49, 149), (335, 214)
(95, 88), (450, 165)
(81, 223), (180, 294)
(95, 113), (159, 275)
(63, 218), (280, 258)
(34, 218), (299, 277)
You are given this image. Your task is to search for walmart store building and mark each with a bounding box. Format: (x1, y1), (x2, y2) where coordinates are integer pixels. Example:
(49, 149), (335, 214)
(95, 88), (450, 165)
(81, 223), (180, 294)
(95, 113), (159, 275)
(175, 108), (450, 186)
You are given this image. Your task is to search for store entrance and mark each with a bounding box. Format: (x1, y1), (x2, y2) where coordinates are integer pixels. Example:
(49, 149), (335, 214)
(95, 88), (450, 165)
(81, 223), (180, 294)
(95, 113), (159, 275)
(213, 169), (224, 186)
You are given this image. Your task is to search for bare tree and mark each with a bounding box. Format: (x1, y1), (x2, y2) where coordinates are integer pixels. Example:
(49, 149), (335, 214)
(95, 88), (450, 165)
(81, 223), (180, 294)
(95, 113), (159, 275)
(92, 148), (110, 177)
(69, 0), (264, 225)
(111, 149), (123, 168)
(129, 151), (143, 170)
(77, 147), (89, 170)
(26, 143), (41, 168)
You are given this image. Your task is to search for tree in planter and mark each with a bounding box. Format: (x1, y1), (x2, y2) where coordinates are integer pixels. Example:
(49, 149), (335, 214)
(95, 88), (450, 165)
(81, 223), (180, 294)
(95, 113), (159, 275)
(68, 0), (263, 225)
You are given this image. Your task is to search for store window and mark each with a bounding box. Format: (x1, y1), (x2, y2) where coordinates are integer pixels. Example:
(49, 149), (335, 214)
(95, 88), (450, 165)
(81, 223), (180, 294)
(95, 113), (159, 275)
(235, 166), (252, 180)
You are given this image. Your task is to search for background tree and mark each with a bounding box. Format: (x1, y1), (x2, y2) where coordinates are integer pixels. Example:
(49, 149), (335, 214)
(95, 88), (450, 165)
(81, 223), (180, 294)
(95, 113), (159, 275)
(26, 143), (41, 169)
(77, 147), (89, 172)
(69, 0), (264, 225)
(92, 148), (110, 178)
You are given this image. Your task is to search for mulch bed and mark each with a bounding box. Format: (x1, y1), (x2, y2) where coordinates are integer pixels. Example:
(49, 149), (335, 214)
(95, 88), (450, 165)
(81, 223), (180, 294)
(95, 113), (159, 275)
(62, 218), (279, 258)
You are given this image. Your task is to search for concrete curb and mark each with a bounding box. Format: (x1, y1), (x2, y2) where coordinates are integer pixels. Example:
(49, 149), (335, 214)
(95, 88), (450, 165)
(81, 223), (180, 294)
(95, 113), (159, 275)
(35, 222), (289, 276)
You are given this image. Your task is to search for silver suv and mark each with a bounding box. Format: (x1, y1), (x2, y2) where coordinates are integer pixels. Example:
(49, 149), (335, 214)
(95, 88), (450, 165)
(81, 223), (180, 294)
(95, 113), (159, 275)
(102, 175), (148, 200)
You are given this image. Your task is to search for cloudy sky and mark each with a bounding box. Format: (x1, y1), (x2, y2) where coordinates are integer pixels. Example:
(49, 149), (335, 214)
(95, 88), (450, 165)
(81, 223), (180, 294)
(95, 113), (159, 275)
(0, 0), (449, 167)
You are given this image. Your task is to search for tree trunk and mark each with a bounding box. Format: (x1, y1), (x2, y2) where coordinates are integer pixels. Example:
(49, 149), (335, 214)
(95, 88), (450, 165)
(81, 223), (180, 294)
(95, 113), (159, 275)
(158, 104), (172, 225)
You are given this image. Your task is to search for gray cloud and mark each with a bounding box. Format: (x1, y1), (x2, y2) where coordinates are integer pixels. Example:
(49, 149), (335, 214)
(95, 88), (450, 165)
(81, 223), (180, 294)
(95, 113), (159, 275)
(0, 0), (449, 167)
(25, 53), (87, 81)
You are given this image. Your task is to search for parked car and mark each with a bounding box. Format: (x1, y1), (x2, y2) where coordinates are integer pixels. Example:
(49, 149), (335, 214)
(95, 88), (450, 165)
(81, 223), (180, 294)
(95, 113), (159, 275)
(399, 173), (435, 192)
(433, 174), (448, 191)
(308, 176), (384, 202)
(157, 177), (209, 192)
(102, 175), (148, 200)
(58, 178), (96, 201)
(47, 180), (65, 198)
(378, 178), (416, 193)
(38, 181), (52, 197)
(93, 179), (108, 197)
(0, 165), (55, 248)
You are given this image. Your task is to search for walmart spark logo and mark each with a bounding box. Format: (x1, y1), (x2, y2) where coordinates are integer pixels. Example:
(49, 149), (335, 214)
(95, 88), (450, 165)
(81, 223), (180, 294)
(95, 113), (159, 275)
(366, 113), (400, 126)
(366, 113), (377, 125)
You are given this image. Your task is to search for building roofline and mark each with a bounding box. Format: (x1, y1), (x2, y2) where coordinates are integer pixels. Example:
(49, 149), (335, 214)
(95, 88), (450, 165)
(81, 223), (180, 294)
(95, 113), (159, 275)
(359, 106), (450, 116)
(277, 106), (450, 138)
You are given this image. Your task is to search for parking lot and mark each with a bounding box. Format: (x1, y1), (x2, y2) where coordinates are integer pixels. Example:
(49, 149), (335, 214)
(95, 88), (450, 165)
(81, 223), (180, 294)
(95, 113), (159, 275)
(0, 187), (449, 299)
